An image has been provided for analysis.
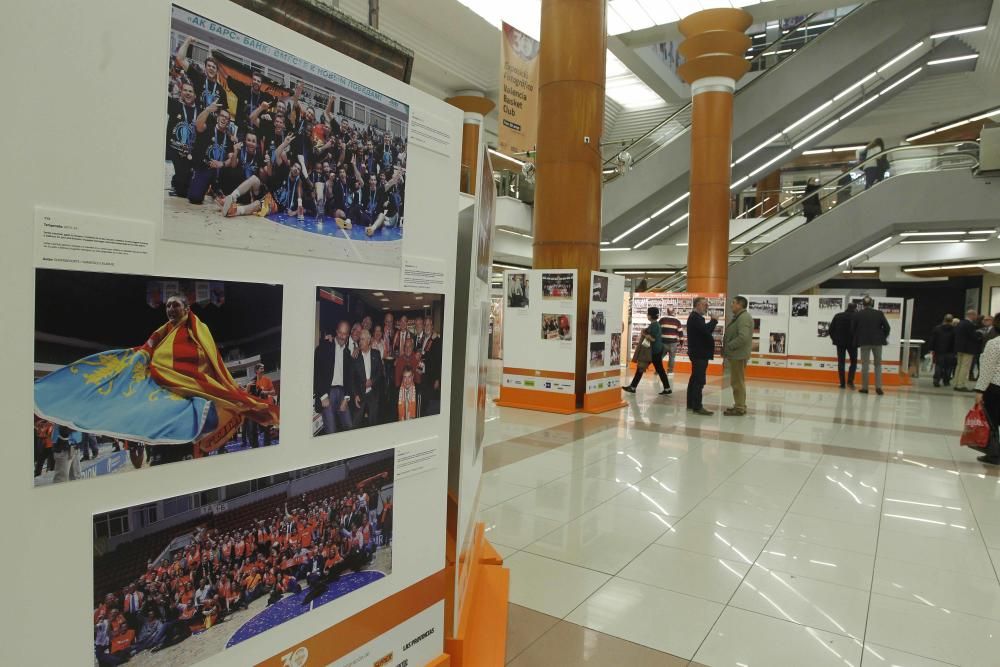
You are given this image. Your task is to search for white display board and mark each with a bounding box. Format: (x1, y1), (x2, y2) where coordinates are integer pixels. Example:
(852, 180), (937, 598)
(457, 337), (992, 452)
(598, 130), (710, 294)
(746, 294), (792, 368)
(586, 272), (626, 393)
(452, 146), (495, 630)
(786, 294), (846, 371)
(4, 2), (462, 665)
(629, 292), (727, 366)
(502, 269), (578, 393)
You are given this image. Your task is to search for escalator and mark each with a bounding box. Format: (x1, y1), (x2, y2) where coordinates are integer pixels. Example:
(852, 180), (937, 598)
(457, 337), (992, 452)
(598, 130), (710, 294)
(658, 143), (1000, 295)
(601, 0), (993, 247)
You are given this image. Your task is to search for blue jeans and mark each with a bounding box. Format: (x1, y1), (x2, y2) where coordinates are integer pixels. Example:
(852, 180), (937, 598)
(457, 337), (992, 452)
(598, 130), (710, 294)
(321, 386), (354, 434)
(188, 167), (219, 204)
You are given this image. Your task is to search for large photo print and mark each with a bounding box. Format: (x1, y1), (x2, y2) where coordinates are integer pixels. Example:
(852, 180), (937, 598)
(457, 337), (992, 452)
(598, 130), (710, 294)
(164, 6), (409, 266)
(33, 269), (282, 487)
(313, 287), (445, 436)
(92, 450), (394, 667)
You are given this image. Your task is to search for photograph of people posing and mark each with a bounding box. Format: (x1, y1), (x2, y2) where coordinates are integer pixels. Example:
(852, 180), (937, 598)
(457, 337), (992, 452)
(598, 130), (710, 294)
(164, 7), (410, 267)
(32, 269), (282, 487)
(92, 451), (394, 667)
(312, 287), (445, 437)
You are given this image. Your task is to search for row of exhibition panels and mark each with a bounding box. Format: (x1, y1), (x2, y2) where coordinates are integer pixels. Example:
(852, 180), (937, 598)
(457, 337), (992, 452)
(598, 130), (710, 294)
(497, 286), (906, 394)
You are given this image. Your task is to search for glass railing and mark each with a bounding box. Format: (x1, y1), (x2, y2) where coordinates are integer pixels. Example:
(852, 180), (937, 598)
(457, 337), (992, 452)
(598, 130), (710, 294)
(493, 169), (534, 204)
(603, 7), (861, 182)
(655, 142), (981, 291)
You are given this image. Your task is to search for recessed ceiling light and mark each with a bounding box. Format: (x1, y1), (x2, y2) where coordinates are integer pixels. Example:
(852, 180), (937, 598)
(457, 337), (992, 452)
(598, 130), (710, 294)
(380, 298), (390, 302)
(931, 26), (987, 39)
(414, 296), (423, 300)
(372, 292), (384, 297)
(928, 54), (979, 66)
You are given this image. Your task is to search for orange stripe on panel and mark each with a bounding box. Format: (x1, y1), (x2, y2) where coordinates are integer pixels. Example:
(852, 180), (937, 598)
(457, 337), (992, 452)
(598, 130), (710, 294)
(255, 570), (446, 667)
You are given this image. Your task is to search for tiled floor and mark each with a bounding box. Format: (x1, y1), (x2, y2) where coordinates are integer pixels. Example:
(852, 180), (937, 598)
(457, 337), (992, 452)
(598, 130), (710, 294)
(482, 364), (1000, 666)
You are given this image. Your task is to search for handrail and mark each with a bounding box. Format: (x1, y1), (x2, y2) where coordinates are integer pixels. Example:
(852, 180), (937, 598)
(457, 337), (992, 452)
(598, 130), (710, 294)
(657, 142), (982, 291)
(603, 7), (859, 179)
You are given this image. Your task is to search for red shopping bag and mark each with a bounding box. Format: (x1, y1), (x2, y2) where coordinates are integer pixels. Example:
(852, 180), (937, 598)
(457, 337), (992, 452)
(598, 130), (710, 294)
(961, 403), (992, 448)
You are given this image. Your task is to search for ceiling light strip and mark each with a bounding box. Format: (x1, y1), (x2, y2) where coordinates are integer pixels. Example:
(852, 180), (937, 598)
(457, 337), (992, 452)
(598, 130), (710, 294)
(877, 41), (925, 73)
(839, 236), (894, 266)
(931, 26), (987, 39)
(928, 54), (980, 66)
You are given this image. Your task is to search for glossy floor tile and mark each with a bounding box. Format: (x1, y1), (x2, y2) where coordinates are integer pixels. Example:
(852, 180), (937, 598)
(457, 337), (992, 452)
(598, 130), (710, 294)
(485, 369), (996, 665)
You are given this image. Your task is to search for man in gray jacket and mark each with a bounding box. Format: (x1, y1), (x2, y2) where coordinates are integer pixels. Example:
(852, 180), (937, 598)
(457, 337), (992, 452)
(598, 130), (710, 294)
(723, 295), (753, 416)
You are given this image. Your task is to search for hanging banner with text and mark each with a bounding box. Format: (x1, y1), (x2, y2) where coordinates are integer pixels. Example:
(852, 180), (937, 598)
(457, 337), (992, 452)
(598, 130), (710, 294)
(499, 22), (539, 157)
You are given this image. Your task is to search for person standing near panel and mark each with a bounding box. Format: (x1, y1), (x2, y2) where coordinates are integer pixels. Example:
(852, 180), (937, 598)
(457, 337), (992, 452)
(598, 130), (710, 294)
(659, 307), (684, 374)
(974, 318), (1000, 465)
(722, 296), (752, 416)
(854, 296), (890, 395)
(928, 314), (956, 387)
(955, 309), (981, 392)
(687, 297), (718, 415)
(829, 303), (859, 389)
(623, 307), (671, 396)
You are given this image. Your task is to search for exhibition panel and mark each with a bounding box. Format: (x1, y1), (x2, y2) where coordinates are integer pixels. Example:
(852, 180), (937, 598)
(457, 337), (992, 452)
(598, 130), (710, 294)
(5, 1), (463, 665)
(584, 272), (628, 413)
(498, 269), (579, 413)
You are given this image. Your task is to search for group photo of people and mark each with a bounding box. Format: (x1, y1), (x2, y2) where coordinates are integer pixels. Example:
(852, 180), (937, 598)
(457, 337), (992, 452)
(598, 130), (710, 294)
(542, 313), (573, 341)
(92, 452), (394, 667)
(33, 270), (282, 487)
(541, 273), (574, 299)
(164, 7), (410, 267)
(313, 287), (445, 435)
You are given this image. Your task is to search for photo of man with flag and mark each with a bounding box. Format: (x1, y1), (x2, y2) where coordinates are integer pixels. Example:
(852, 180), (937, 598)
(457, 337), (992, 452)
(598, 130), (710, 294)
(32, 269), (283, 487)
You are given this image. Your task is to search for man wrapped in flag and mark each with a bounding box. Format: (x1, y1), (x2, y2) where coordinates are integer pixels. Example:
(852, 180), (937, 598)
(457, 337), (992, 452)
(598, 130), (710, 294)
(34, 294), (278, 456)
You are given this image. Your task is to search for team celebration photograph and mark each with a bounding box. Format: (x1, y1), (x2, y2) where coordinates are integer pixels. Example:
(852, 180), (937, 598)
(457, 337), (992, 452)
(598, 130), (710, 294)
(92, 450), (394, 667)
(163, 6), (410, 267)
(33, 269), (282, 487)
(313, 287), (445, 436)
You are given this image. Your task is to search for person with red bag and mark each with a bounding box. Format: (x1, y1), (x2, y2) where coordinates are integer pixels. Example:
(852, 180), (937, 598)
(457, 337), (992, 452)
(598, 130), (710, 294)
(973, 314), (1000, 465)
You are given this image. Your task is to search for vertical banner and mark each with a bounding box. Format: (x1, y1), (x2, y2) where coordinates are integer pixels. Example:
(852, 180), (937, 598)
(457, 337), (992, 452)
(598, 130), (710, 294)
(499, 22), (540, 157)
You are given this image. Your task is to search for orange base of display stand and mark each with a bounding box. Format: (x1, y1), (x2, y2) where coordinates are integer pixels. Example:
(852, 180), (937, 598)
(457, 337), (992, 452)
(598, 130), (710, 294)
(444, 523), (510, 667)
(496, 386), (577, 414)
(583, 388), (628, 413)
(746, 365), (911, 386)
(426, 655), (451, 666)
(628, 360), (724, 375)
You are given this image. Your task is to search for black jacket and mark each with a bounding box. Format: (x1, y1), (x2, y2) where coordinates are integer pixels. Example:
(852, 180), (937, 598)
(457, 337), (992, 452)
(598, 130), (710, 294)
(313, 340), (354, 401)
(686, 311), (718, 360)
(955, 318), (981, 354)
(852, 306), (890, 347)
(828, 310), (855, 348)
(351, 349), (384, 400)
(420, 335), (443, 399)
(928, 323), (956, 355)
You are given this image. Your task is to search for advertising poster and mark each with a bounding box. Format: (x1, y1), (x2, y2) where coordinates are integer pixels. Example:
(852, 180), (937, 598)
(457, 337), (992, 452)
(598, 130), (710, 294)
(312, 287), (444, 436)
(629, 293), (727, 364)
(92, 450), (395, 667)
(33, 269), (282, 487)
(498, 22), (539, 157)
(745, 294), (789, 368)
(164, 6), (410, 267)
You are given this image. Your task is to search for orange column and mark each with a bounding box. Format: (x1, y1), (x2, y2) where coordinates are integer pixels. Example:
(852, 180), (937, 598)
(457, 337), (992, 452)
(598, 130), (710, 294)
(756, 169), (781, 216)
(678, 9), (752, 294)
(532, 0), (605, 402)
(446, 92), (496, 195)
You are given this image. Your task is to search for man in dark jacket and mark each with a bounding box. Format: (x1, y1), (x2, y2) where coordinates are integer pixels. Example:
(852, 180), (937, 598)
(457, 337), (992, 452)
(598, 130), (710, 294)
(854, 296), (891, 395)
(829, 303), (858, 389)
(686, 296), (718, 415)
(928, 314), (957, 387)
(954, 309), (981, 392)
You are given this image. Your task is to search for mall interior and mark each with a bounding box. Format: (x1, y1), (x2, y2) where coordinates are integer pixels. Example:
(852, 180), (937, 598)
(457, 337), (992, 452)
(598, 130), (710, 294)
(8, 0), (1000, 666)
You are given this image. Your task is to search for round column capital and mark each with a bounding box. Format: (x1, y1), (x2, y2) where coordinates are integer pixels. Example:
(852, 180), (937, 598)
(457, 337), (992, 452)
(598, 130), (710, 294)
(677, 8), (753, 86)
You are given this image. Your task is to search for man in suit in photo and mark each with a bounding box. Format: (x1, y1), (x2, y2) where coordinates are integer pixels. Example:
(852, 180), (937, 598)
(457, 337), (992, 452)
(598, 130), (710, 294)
(419, 316), (443, 416)
(351, 329), (383, 427)
(313, 320), (354, 434)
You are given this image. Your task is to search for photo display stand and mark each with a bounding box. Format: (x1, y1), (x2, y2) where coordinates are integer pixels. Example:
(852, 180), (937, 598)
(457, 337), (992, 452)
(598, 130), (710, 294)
(445, 146), (509, 666)
(629, 292), (728, 376)
(497, 269), (579, 413)
(745, 294), (907, 384)
(4, 2), (465, 665)
(584, 271), (628, 413)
